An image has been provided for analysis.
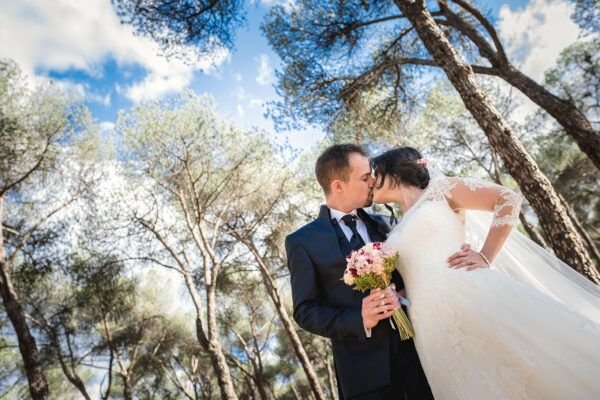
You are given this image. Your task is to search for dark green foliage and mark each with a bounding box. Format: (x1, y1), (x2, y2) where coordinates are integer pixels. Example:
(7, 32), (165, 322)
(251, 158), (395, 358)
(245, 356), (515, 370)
(112, 0), (246, 59)
(569, 0), (600, 32)
(263, 1), (425, 134)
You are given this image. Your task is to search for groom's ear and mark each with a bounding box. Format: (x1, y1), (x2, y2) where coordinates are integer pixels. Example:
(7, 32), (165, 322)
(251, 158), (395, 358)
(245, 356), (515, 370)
(331, 179), (343, 193)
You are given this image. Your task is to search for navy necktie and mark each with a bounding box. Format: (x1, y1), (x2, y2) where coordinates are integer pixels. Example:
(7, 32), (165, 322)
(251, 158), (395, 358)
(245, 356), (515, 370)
(341, 214), (366, 251)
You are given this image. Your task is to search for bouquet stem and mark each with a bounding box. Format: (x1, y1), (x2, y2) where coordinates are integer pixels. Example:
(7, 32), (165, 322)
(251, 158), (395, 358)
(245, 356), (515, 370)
(392, 307), (415, 341)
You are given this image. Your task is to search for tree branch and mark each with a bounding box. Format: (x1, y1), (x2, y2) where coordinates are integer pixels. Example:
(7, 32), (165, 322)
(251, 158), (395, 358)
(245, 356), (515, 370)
(341, 57), (497, 103)
(100, 313), (114, 400)
(7, 189), (85, 267)
(448, 0), (508, 63)
(398, 57), (497, 74)
(436, 0), (503, 65)
(136, 218), (188, 272)
(0, 133), (54, 198)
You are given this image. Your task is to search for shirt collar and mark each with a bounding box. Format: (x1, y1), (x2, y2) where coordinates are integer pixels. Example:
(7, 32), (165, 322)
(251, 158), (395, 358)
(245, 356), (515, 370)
(329, 207), (358, 222)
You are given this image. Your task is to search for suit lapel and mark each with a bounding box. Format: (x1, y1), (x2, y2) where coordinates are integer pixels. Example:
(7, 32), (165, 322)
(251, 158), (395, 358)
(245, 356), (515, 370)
(315, 205), (349, 264)
(358, 209), (389, 243)
(331, 218), (352, 257)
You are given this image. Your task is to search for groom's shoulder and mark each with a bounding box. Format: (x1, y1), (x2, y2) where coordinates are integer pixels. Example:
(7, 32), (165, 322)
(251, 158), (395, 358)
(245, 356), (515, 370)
(368, 212), (387, 224)
(286, 218), (322, 243)
(365, 211), (393, 231)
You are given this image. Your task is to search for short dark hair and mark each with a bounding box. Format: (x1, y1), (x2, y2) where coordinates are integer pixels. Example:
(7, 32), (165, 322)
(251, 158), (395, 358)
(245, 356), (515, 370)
(370, 146), (430, 190)
(315, 144), (367, 194)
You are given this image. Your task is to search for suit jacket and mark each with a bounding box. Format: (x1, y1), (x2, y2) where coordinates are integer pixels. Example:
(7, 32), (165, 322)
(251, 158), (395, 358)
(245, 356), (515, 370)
(285, 205), (405, 398)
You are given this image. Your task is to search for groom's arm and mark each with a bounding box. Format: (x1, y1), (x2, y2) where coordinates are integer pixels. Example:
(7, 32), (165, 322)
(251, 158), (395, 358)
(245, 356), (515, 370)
(285, 235), (367, 341)
(391, 270), (405, 291)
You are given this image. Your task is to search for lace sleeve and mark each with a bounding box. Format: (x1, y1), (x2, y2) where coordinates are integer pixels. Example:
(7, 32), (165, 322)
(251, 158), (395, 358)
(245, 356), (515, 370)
(443, 177), (523, 228)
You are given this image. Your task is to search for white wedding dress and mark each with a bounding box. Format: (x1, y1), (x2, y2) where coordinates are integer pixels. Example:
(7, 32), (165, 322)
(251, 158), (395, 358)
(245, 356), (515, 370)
(385, 176), (600, 400)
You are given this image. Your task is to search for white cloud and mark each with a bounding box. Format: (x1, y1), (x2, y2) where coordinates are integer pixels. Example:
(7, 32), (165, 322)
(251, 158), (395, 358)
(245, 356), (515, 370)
(125, 65), (193, 104)
(249, 98), (263, 109)
(498, 0), (581, 82)
(234, 73), (243, 82)
(99, 121), (116, 132)
(88, 92), (111, 107)
(256, 54), (274, 86)
(237, 104), (246, 117)
(256, 0), (296, 11)
(0, 0), (230, 103)
(41, 78), (111, 106)
(235, 86), (247, 101)
(50, 79), (87, 100)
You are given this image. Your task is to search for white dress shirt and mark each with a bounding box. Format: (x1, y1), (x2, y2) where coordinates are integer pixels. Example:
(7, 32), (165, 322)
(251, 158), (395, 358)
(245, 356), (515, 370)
(329, 208), (372, 244)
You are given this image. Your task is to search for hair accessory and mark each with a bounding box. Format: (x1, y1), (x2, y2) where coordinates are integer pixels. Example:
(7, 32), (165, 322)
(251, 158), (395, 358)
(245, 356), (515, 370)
(416, 158), (429, 167)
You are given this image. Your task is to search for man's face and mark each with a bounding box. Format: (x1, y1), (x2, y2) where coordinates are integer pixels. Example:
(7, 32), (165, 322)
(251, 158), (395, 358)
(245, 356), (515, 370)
(339, 153), (374, 208)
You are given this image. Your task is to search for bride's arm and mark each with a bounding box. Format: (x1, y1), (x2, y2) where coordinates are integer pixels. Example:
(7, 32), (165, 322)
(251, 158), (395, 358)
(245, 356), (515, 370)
(444, 177), (522, 267)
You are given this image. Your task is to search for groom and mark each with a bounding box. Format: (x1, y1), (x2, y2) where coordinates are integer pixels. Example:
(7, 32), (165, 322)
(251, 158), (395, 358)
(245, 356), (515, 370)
(285, 144), (433, 399)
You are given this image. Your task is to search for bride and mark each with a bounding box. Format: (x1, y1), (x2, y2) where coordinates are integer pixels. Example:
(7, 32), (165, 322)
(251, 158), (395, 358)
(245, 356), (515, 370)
(370, 147), (600, 399)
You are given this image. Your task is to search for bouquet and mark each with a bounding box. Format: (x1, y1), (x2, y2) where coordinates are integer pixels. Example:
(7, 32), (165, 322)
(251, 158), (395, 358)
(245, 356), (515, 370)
(342, 242), (415, 340)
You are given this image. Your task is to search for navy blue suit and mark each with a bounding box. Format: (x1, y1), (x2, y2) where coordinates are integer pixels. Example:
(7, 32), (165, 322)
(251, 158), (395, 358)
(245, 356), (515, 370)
(285, 206), (433, 399)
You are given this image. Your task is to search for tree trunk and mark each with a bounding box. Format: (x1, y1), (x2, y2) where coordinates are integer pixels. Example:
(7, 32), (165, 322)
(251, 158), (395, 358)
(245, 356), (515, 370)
(47, 328), (91, 400)
(559, 195), (600, 266)
(206, 284), (239, 400)
(122, 375), (133, 400)
(325, 355), (338, 400)
(290, 384), (302, 400)
(254, 373), (271, 400)
(518, 212), (549, 250)
(246, 242), (327, 400)
(181, 269), (238, 400)
(394, 0), (600, 283)
(249, 333), (272, 400)
(244, 375), (259, 400)
(496, 65), (600, 170)
(101, 313), (115, 400)
(0, 196), (50, 399)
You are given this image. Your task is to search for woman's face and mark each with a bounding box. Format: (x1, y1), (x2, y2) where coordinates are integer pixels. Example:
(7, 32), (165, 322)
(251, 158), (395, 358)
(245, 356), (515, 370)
(372, 172), (397, 204)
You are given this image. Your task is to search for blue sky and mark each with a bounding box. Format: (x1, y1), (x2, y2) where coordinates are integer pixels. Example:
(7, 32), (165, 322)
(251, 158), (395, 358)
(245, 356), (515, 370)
(0, 0), (582, 150)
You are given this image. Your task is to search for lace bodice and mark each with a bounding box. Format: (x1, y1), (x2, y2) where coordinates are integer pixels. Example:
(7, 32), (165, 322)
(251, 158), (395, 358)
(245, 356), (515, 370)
(418, 176), (522, 228)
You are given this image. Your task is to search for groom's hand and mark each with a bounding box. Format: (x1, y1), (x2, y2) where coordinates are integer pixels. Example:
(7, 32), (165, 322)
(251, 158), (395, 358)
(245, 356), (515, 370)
(362, 289), (400, 330)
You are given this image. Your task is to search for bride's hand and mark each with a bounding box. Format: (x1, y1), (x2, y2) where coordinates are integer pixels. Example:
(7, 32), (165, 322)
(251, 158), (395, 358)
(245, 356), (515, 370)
(447, 244), (490, 271)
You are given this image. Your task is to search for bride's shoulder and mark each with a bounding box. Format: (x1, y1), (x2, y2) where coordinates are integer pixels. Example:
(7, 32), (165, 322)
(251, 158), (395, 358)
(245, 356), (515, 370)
(423, 176), (460, 200)
(427, 175), (457, 187)
(426, 175), (490, 193)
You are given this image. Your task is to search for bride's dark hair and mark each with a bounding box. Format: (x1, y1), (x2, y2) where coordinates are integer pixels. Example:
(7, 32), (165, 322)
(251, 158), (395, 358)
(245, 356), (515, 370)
(370, 146), (430, 190)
